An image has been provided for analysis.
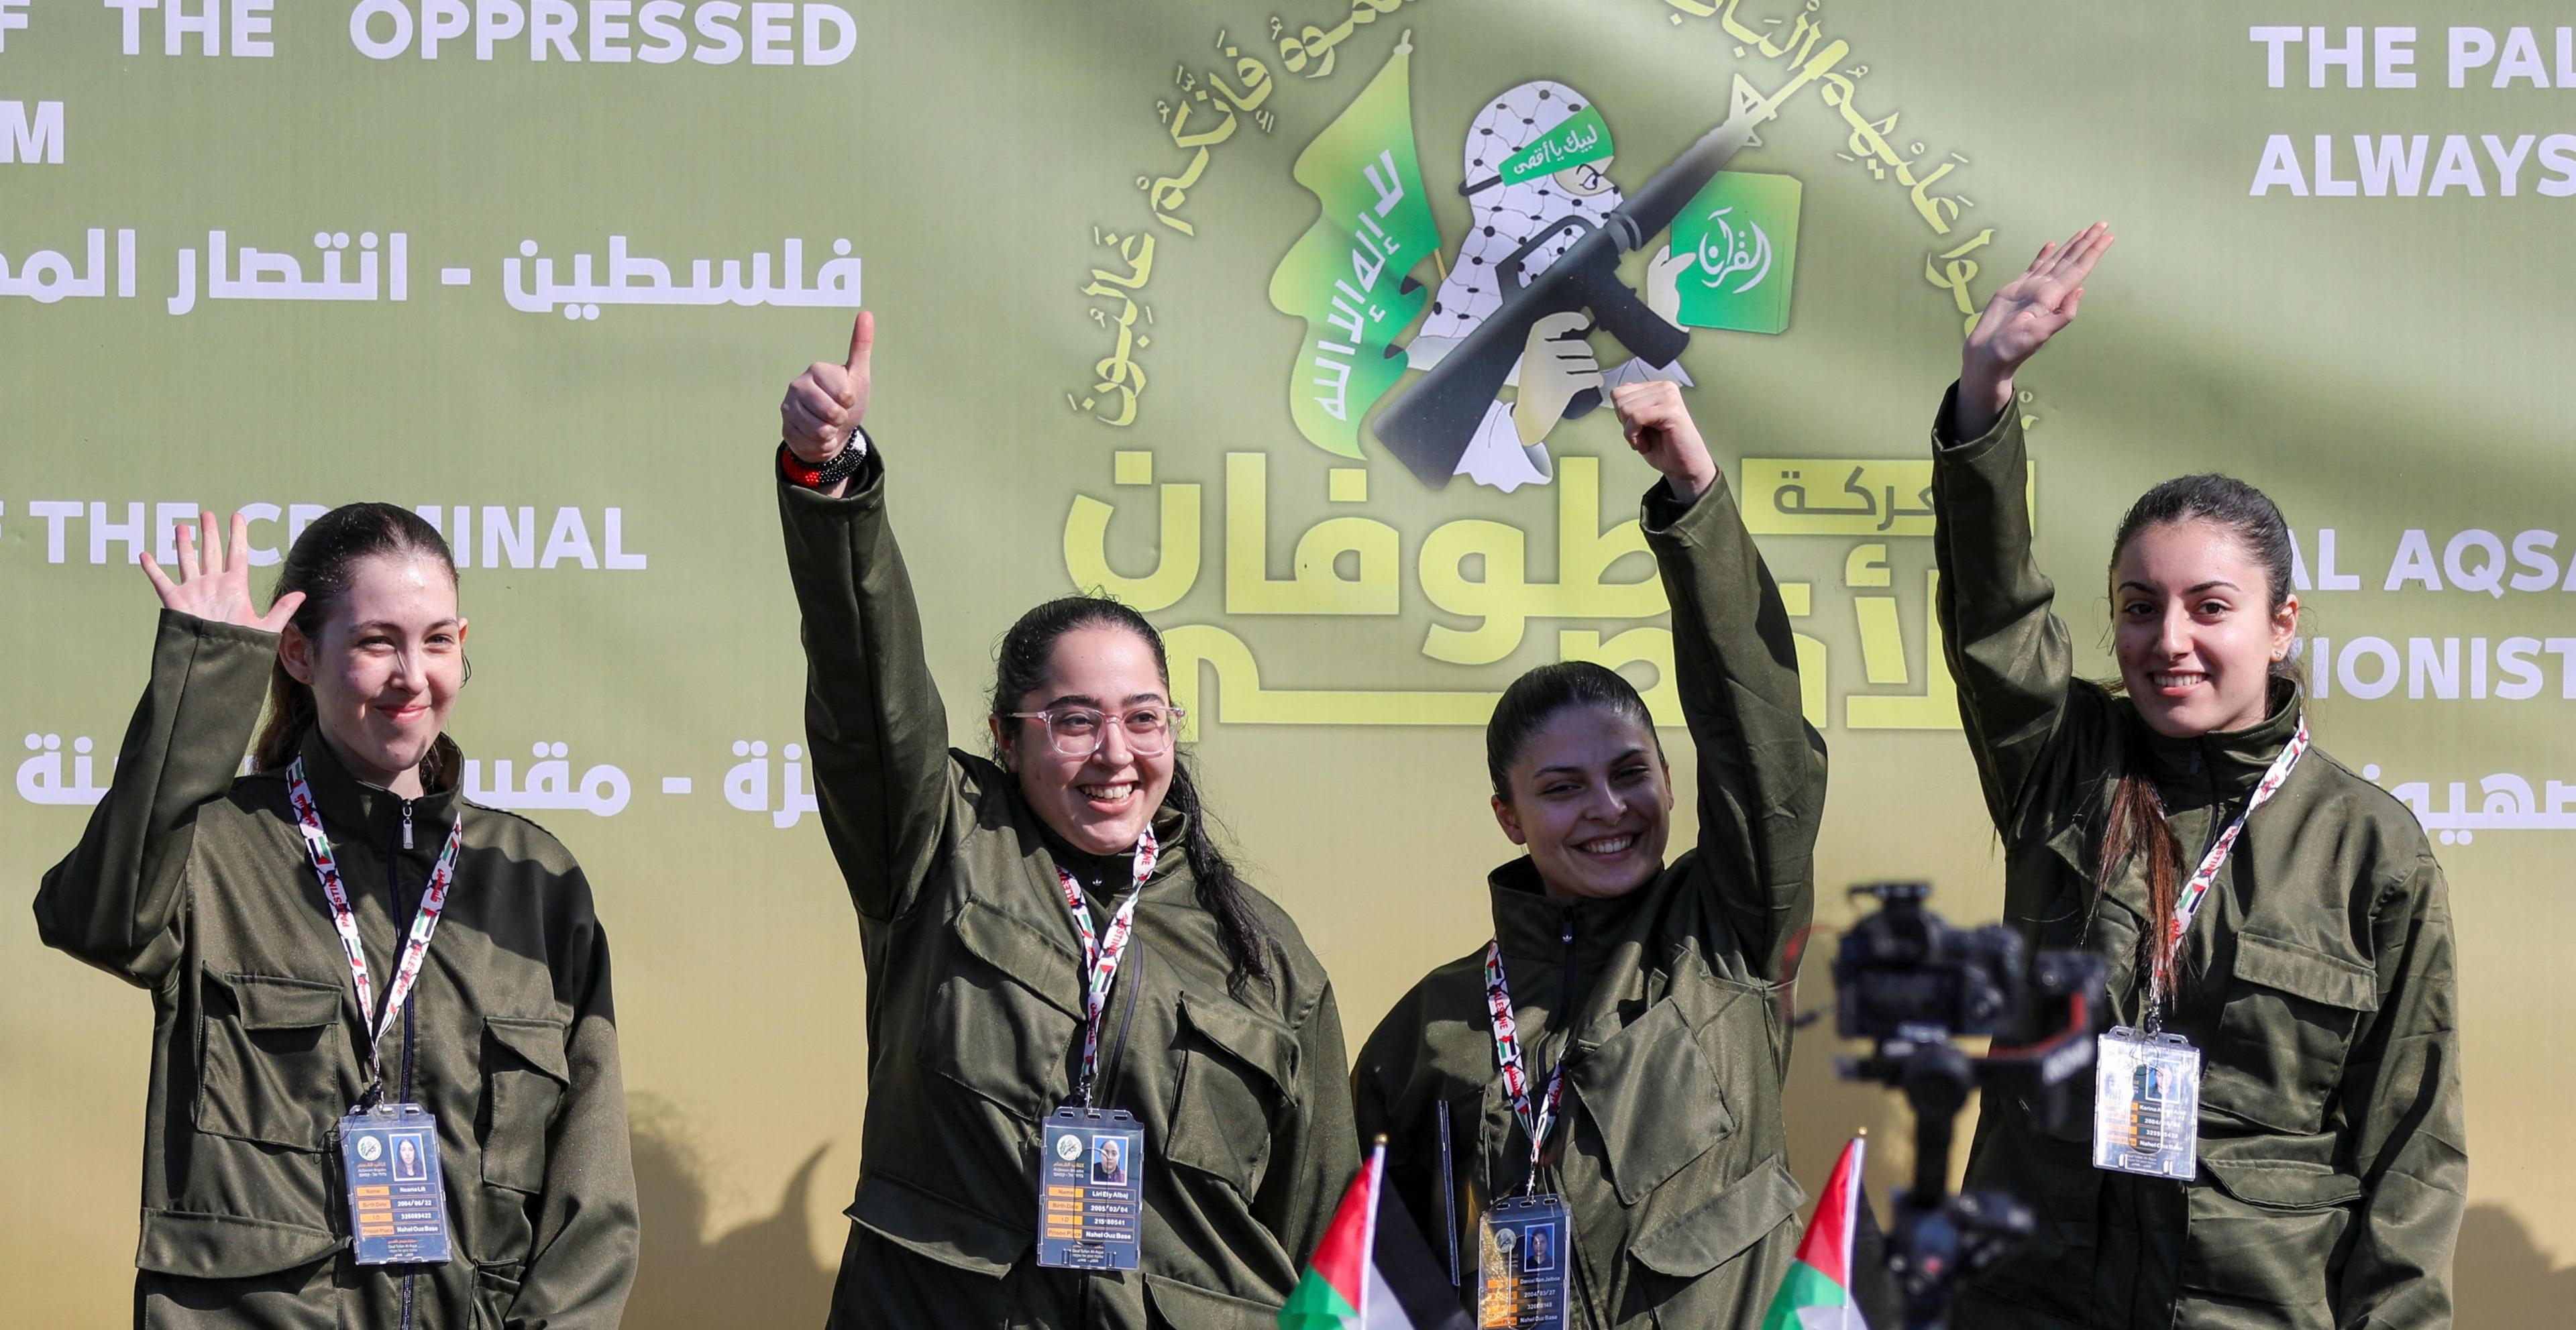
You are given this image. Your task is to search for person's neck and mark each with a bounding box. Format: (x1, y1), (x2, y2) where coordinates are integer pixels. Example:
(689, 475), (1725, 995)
(320, 728), (423, 798)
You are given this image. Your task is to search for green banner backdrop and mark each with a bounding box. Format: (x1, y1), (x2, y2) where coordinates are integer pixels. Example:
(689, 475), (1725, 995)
(6, 1), (2572, 1323)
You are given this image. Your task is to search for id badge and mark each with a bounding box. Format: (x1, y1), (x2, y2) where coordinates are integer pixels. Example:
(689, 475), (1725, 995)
(337, 1103), (453, 1266)
(2092, 1026), (2203, 1180)
(1036, 1106), (1145, 1271)
(1476, 1194), (1569, 1330)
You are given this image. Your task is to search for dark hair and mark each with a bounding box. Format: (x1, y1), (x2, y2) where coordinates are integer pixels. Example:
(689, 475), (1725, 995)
(989, 596), (1273, 995)
(252, 504), (458, 777)
(2098, 474), (2301, 1000)
(1485, 661), (1662, 801)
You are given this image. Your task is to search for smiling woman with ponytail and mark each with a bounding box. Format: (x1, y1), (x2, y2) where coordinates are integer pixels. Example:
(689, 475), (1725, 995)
(35, 506), (637, 1329)
(1926, 225), (2463, 1329)
(768, 311), (1358, 1329)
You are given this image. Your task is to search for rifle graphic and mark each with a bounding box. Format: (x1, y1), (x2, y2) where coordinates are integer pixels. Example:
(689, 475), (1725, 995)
(1374, 48), (1843, 487)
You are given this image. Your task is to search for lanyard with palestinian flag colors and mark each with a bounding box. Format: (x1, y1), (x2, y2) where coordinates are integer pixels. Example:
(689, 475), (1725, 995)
(1482, 940), (1569, 1195)
(287, 757), (464, 1100)
(2145, 712), (2310, 1030)
(1055, 828), (1159, 1107)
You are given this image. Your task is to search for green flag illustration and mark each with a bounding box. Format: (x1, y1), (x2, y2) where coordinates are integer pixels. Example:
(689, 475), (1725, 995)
(1670, 171), (1803, 335)
(1268, 36), (1438, 459)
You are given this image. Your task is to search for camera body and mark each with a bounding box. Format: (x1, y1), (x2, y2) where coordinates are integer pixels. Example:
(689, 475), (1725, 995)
(1832, 881), (2023, 1043)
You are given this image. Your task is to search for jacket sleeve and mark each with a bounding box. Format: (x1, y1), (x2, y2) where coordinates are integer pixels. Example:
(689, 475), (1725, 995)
(1257, 980), (1363, 1266)
(1927, 383), (2081, 836)
(1644, 474), (1827, 986)
(34, 610), (273, 989)
(507, 883), (639, 1330)
(2334, 853), (2467, 1329)
(775, 445), (959, 923)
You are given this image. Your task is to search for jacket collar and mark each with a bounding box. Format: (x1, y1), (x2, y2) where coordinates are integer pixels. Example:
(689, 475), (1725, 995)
(1486, 856), (1650, 994)
(2137, 678), (2304, 806)
(1033, 802), (1193, 897)
(294, 728), (464, 856)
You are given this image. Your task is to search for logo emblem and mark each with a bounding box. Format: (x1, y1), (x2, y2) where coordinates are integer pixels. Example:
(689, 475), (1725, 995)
(1055, 1133), (1084, 1162)
(356, 1135), (382, 1162)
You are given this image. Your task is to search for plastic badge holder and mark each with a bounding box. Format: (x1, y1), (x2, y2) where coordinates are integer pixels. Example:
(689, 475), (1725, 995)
(1477, 1193), (1569, 1329)
(1036, 1106), (1145, 1270)
(2092, 1026), (2203, 1180)
(337, 1102), (454, 1265)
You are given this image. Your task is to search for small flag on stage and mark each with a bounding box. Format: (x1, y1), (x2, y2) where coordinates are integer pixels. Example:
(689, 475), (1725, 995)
(1280, 1141), (1472, 1329)
(1762, 1135), (1873, 1330)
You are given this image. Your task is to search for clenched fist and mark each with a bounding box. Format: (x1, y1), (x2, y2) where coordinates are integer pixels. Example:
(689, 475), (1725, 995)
(1609, 380), (1717, 503)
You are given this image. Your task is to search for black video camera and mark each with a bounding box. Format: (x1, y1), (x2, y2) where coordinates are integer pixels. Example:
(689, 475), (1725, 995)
(1829, 883), (2106, 1330)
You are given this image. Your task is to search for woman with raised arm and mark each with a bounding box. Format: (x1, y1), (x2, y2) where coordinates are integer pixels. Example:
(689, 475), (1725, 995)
(1352, 381), (1828, 1328)
(36, 506), (636, 1329)
(771, 312), (1358, 1328)
(1932, 225), (2463, 1328)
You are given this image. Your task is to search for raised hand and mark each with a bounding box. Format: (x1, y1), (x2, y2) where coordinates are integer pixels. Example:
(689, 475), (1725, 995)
(138, 511), (305, 631)
(1609, 380), (1717, 502)
(1957, 221), (2113, 438)
(780, 309), (875, 467)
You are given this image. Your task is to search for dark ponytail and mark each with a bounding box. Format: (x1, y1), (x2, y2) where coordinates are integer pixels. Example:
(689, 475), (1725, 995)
(991, 596), (1275, 995)
(1485, 661), (1663, 800)
(252, 503), (458, 779)
(2097, 474), (2302, 1001)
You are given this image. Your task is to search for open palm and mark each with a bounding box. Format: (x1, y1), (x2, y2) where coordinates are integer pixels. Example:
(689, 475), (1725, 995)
(1959, 222), (2114, 437)
(140, 511), (304, 631)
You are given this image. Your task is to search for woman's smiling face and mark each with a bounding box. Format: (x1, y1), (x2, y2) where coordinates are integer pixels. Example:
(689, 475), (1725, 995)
(2111, 517), (2298, 738)
(1491, 704), (1674, 903)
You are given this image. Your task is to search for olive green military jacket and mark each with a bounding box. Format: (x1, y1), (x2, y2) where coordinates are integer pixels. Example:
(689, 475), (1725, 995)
(1929, 389), (2465, 1329)
(1352, 475), (1827, 1329)
(776, 449), (1360, 1329)
(34, 612), (637, 1329)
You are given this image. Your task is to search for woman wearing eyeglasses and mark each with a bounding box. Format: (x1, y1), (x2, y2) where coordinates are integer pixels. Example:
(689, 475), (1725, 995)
(767, 313), (1360, 1329)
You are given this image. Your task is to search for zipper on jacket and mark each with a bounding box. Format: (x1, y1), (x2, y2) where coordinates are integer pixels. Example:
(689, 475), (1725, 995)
(399, 798), (415, 850)
(1558, 913), (1576, 1005)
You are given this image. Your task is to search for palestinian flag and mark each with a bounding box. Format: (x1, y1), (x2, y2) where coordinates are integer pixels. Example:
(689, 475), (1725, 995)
(1761, 1135), (1873, 1330)
(1279, 1142), (1471, 1329)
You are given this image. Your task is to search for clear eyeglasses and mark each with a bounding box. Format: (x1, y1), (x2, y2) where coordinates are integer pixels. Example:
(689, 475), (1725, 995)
(1004, 704), (1187, 757)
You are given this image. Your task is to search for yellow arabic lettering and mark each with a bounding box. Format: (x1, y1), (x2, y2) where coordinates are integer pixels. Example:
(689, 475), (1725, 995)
(1417, 457), (1664, 665)
(1063, 453), (1201, 610)
(1140, 150), (1210, 235)
(1223, 453), (1399, 615)
(1557, 628), (1682, 727)
(1162, 624), (1497, 740)
(1925, 229), (1994, 335)
(1846, 569), (1961, 730)
(1087, 232), (1155, 290)
(1169, 93), (1240, 151)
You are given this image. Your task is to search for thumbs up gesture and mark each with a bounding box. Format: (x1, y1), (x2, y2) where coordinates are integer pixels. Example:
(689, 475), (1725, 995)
(780, 309), (875, 465)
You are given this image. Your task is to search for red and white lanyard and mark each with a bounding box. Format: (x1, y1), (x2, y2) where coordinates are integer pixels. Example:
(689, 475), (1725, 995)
(1483, 940), (1568, 1194)
(2148, 714), (2309, 1022)
(1057, 828), (1159, 1105)
(288, 758), (464, 1092)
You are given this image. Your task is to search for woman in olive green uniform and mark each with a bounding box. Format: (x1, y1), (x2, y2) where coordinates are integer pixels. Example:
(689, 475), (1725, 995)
(1933, 225), (2463, 1327)
(1353, 382), (1827, 1328)
(36, 506), (637, 1328)
(771, 313), (1359, 1328)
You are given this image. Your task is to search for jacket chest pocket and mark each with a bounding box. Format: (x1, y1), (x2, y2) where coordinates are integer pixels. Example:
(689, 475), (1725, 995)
(479, 1017), (570, 1193)
(1570, 995), (1737, 1206)
(1163, 991), (1296, 1199)
(918, 898), (1082, 1123)
(195, 971), (352, 1151)
(2204, 931), (2379, 1134)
